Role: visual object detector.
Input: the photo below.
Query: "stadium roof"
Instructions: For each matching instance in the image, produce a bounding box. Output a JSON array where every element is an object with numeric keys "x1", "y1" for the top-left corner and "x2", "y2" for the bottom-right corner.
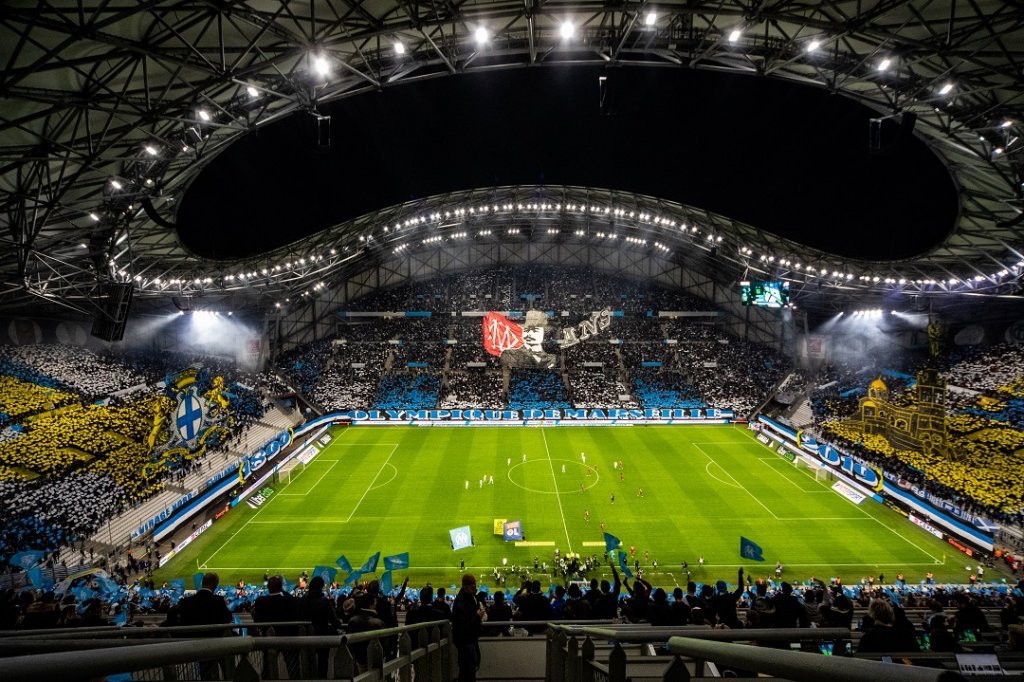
[{"x1": 1, "y1": 0, "x2": 1023, "y2": 321}]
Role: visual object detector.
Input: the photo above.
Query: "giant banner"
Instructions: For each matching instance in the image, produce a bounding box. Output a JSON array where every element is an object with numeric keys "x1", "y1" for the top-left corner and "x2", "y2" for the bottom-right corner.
[
  {"x1": 335, "y1": 407, "x2": 733, "y2": 425},
  {"x1": 757, "y1": 415, "x2": 994, "y2": 551}
]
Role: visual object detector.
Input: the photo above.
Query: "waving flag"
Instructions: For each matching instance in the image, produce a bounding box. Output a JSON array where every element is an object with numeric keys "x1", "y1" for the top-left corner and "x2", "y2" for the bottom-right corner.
[
  {"x1": 502, "y1": 521, "x2": 523, "y2": 542},
  {"x1": 336, "y1": 555, "x2": 352, "y2": 572},
  {"x1": 380, "y1": 571, "x2": 393, "y2": 594},
  {"x1": 193, "y1": 572, "x2": 205, "y2": 590},
  {"x1": 168, "y1": 578, "x2": 186, "y2": 593},
  {"x1": 617, "y1": 548, "x2": 634, "y2": 578},
  {"x1": 603, "y1": 532, "x2": 622, "y2": 552},
  {"x1": 344, "y1": 571, "x2": 364, "y2": 586},
  {"x1": 449, "y1": 526, "x2": 473, "y2": 551},
  {"x1": 9, "y1": 550, "x2": 46, "y2": 569},
  {"x1": 27, "y1": 566, "x2": 43, "y2": 587},
  {"x1": 740, "y1": 536, "x2": 765, "y2": 562},
  {"x1": 360, "y1": 552, "x2": 381, "y2": 574},
  {"x1": 482, "y1": 312, "x2": 523, "y2": 357},
  {"x1": 384, "y1": 552, "x2": 409, "y2": 570},
  {"x1": 312, "y1": 565, "x2": 338, "y2": 584}
]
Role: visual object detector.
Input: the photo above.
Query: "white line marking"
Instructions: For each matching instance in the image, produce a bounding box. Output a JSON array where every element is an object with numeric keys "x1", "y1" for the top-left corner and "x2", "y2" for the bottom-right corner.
[
  {"x1": 201, "y1": 455, "x2": 316, "y2": 565},
  {"x1": 704, "y1": 460, "x2": 742, "y2": 489},
  {"x1": 541, "y1": 428, "x2": 573, "y2": 553},
  {"x1": 346, "y1": 444, "x2": 400, "y2": 522},
  {"x1": 304, "y1": 460, "x2": 339, "y2": 495},
  {"x1": 693, "y1": 443, "x2": 779, "y2": 520},
  {"x1": 756, "y1": 458, "x2": 830, "y2": 493}
]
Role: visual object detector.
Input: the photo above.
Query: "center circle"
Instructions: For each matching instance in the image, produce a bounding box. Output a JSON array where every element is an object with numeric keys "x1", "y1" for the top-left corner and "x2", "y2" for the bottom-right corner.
[{"x1": 506, "y1": 459, "x2": 600, "y2": 494}]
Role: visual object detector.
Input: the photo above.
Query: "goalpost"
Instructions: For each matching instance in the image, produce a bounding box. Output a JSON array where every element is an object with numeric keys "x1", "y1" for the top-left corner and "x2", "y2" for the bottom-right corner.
[
  {"x1": 276, "y1": 457, "x2": 305, "y2": 486},
  {"x1": 795, "y1": 457, "x2": 832, "y2": 482}
]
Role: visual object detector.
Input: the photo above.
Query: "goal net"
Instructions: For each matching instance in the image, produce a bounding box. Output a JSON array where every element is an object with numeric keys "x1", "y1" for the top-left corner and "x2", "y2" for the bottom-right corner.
[
  {"x1": 276, "y1": 457, "x2": 305, "y2": 485},
  {"x1": 796, "y1": 457, "x2": 832, "y2": 482}
]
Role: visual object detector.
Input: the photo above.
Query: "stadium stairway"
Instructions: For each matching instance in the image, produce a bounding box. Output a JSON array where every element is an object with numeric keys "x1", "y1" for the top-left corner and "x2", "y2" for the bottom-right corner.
[{"x1": 788, "y1": 397, "x2": 815, "y2": 429}]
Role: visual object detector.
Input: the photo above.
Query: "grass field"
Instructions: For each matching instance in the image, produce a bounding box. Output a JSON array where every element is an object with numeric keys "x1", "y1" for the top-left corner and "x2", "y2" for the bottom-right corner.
[{"x1": 154, "y1": 424, "x2": 967, "y2": 587}]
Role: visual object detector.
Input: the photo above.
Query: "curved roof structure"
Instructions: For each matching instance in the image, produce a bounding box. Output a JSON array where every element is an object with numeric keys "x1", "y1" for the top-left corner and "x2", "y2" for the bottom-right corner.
[{"x1": 1, "y1": 0, "x2": 1022, "y2": 320}]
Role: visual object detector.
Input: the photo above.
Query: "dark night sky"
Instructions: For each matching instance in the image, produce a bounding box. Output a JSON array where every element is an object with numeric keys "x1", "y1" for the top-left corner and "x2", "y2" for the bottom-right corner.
[{"x1": 177, "y1": 66, "x2": 958, "y2": 261}]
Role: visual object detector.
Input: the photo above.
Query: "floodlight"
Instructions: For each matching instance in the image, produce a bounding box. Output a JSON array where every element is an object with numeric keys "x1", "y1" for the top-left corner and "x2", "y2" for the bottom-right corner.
[
  {"x1": 313, "y1": 55, "x2": 330, "y2": 76},
  {"x1": 938, "y1": 82, "x2": 953, "y2": 95},
  {"x1": 560, "y1": 21, "x2": 575, "y2": 39},
  {"x1": 728, "y1": 28, "x2": 741, "y2": 42},
  {"x1": 475, "y1": 27, "x2": 489, "y2": 44},
  {"x1": 394, "y1": 40, "x2": 405, "y2": 55},
  {"x1": 807, "y1": 39, "x2": 821, "y2": 52},
  {"x1": 197, "y1": 109, "x2": 211, "y2": 121},
  {"x1": 877, "y1": 58, "x2": 891, "y2": 72},
  {"x1": 644, "y1": 11, "x2": 657, "y2": 26},
  {"x1": 246, "y1": 85, "x2": 259, "y2": 97},
  {"x1": 89, "y1": 212, "x2": 100, "y2": 221},
  {"x1": 144, "y1": 145, "x2": 158, "y2": 156},
  {"x1": 110, "y1": 179, "x2": 122, "y2": 190}
]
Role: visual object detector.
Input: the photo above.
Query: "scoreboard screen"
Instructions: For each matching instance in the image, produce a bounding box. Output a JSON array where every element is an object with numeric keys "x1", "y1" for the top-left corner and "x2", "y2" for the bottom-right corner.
[{"x1": 740, "y1": 280, "x2": 790, "y2": 308}]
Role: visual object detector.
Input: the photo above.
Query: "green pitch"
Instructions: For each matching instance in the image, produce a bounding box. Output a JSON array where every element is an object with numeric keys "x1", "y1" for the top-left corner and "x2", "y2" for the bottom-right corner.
[{"x1": 154, "y1": 424, "x2": 966, "y2": 587}]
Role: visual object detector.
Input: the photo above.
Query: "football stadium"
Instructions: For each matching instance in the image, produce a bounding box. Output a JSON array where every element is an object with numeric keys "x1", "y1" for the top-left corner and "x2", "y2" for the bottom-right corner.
[{"x1": 1, "y1": 1, "x2": 1023, "y2": 680}]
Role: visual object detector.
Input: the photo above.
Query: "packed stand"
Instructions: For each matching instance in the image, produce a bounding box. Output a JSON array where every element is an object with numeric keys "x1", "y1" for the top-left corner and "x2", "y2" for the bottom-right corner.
[
  {"x1": 373, "y1": 374, "x2": 442, "y2": 411},
  {"x1": 439, "y1": 371, "x2": 504, "y2": 409},
  {"x1": 568, "y1": 370, "x2": 638, "y2": 409},
  {"x1": 507, "y1": 370, "x2": 571, "y2": 410}
]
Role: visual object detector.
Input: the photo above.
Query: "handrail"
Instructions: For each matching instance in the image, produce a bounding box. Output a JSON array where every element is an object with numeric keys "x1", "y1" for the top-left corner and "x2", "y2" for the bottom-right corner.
[
  {"x1": 665, "y1": 637, "x2": 968, "y2": 682},
  {"x1": 575, "y1": 625, "x2": 853, "y2": 643},
  {"x1": 0, "y1": 639, "x2": 256, "y2": 682},
  {"x1": 0, "y1": 621, "x2": 312, "y2": 640},
  {"x1": 0, "y1": 620, "x2": 455, "y2": 682}
]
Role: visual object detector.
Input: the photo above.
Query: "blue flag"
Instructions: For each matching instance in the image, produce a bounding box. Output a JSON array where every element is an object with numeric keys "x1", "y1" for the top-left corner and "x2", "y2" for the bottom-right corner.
[
  {"x1": 740, "y1": 536, "x2": 765, "y2": 562},
  {"x1": 384, "y1": 552, "x2": 409, "y2": 570},
  {"x1": 344, "y1": 570, "x2": 364, "y2": 586},
  {"x1": 380, "y1": 571, "x2": 393, "y2": 594},
  {"x1": 27, "y1": 566, "x2": 43, "y2": 587},
  {"x1": 336, "y1": 555, "x2": 352, "y2": 572},
  {"x1": 9, "y1": 550, "x2": 46, "y2": 569},
  {"x1": 312, "y1": 565, "x2": 338, "y2": 584},
  {"x1": 617, "y1": 548, "x2": 634, "y2": 578},
  {"x1": 168, "y1": 578, "x2": 186, "y2": 592},
  {"x1": 193, "y1": 572, "x2": 205, "y2": 590},
  {"x1": 449, "y1": 526, "x2": 473, "y2": 551},
  {"x1": 603, "y1": 532, "x2": 621, "y2": 552},
  {"x1": 360, "y1": 552, "x2": 381, "y2": 573},
  {"x1": 113, "y1": 610, "x2": 128, "y2": 626}
]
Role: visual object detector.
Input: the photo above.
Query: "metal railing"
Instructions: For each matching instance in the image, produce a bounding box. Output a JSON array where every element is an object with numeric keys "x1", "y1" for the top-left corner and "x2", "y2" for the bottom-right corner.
[
  {"x1": 665, "y1": 637, "x2": 968, "y2": 682},
  {"x1": 0, "y1": 619, "x2": 454, "y2": 682},
  {"x1": 548, "y1": 622, "x2": 925, "y2": 679}
]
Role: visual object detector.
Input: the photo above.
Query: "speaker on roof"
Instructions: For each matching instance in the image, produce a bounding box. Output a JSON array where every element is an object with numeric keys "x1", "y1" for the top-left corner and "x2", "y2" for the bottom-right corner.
[{"x1": 91, "y1": 283, "x2": 134, "y2": 342}]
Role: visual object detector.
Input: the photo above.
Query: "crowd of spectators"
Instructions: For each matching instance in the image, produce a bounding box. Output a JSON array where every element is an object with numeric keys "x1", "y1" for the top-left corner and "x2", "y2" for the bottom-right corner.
[
  {"x1": 0, "y1": 343, "x2": 288, "y2": 564},
  {"x1": 374, "y1": 374, "x2": 442, "y2": 411},
  {"x1": 568, "y1": 370, "x2": 637, "y2": 409},
  {"x1": 2, "y1": 562, "x2": 1019, "y2": 665},
  {"x1": 440, "y1": 371, "x2": 505, "y2": 409},
  {"x1": 806, "y1": 344, "x2": 1024, "y2": 523},
  {"x1": 0, "y1": 344, "x2": 148, "y2": 401},
  {"x1": 508, "y1": 370, "x2": 571, "y2": 410},
  {"x1": 275, "y1": 268, "x2": 792, "y2": 416}
]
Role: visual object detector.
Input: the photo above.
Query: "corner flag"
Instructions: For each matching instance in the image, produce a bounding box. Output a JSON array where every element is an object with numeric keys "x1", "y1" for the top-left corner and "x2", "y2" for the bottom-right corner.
[{"x1": 740, "y1": 536, "x2": 765, "y2": 562}]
